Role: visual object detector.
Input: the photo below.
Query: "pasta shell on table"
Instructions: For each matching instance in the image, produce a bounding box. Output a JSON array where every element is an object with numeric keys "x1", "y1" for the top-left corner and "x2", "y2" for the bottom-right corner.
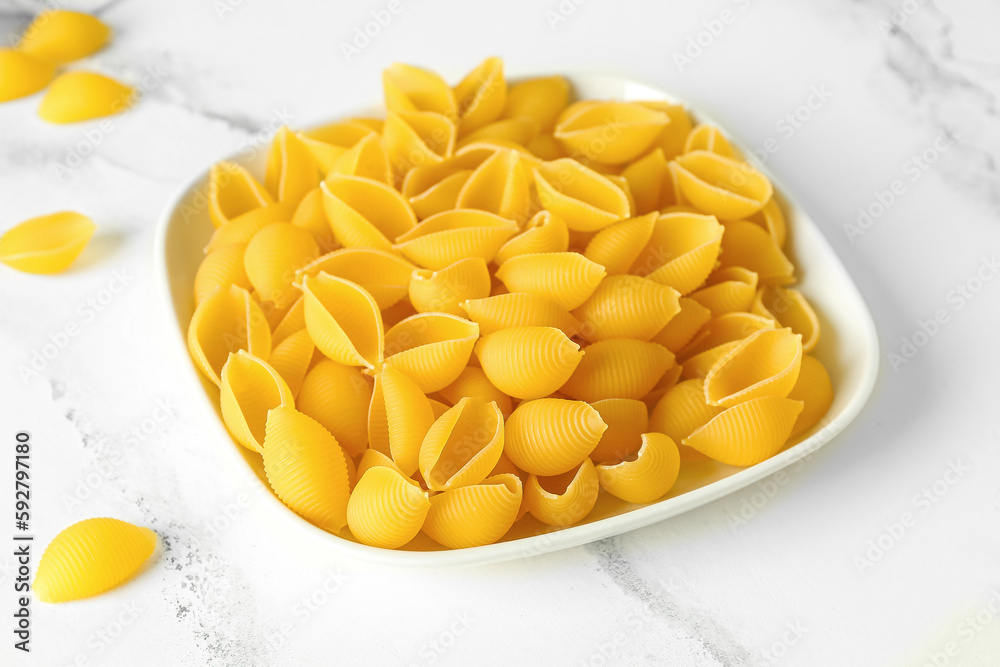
[
  {"x1": 38, "y1": 71, "x2": 134, "y2": 124},
  {"x1": 752, "y1": 286, "x2": 821, "y2": 353},
  {"x1": 595, "y1": 432, "x2": 681, "y2": 504},
  {"x1": 0, "y1": 211, "x2": 95, "y2": 274},
  {"x1": 622, "y1": 149, "x2": 669, "y2": 215},
  {"x1": 503, "y1": 75, "x2": 570, "y2": 133},
  {"x1": 674, "y1": 151, "x2": 772, "y2": 220},
  {"x1": 524, "y1": 458, "x2": 600, "y2": 527},
  {"x1": 573, "y1": 275, "x2": 681, "y2": 342},
  {"x1": 408, "y1": 257, "x2": 491, "y2": 315},
  {"x1": 418, "y1": 397, "x2": 504, "y2": 491},
  {"x1": 504, "y1": 398, "x2": 606, "y2": 476},
  {"x1": 368, "y1": 368, "x2": 435, "y2": 475},
  {"x1": 207, "y1": 161, "x2": 274, "y2": 229},
  {"x1": 456, "y1": 149, "x2": 531, "y2": 223},
  {"x1": 682, "y1": 396, "x2": 803, "y2": 467},
  {"x1": 582, "y1": 213, "x2": 656, "y2": 276},
  {"x1": 475, "y1": 327, "x2": 583, "y2": 400},
  {"x1": 649, "y1": 378, "x2": 723, "y2": 462},
  {"x1": 561, "y1": 339, "x2": 675, "y2": 402},
  {"x1": 786, "y1": 354, "x2": 834, "y2": 439},
  {"x1": 679, "y1": 312, "x2": 775, "y2": 379},
  {"x1": 320, "y1": 174, "x2": 417, "y2": 251},
  {"x1": 291, "y1": 187, "x2": 339, "y2": 254},
  {"x1": 194, "y1": 243, "x2": 250, "y2": 304},
  {"x1": 554, "y1": 102, "x2": 669, "y2": 164},
  {"x1": 394, "y1": 209, "x2": 517, "y2": 270},
  {"x1": 0, "y1": 49, "x2": 54, "y2": 102},
  {"x1": 494, "y1": 210, "x2": 570, "y2": 265},
  {"x1": 454, "y1": 56, "x2": 507, "y2": 137},
  {"x1": 204, "y1": 201, "x2": 295, "y2": 252},
  {"x1": 460, "y1": 292, "x2": 582, "y2": 337},
  {"x1": 423, "y1": 474, "x2": 522, "y2": 549},
  {"x1": 296, "y1": 247, "x2": 415, "y2": 311},
  {"x1": 683, "y1": 124, "x2": 737, "y2": 158},
  {"x1": 533, "y1": 159, "x2": 631, "y2": 232},
  {"x1": 262, "y1": 406, "x2": 352, "y2": 533},
  {"x1": 650, "y1": 297, "x2": 712, "y2": 353},
  {"x1": 527, "y1": 133, "x2": 566, "y2": 161},
  {"x1": 297, "y1": 121, "x2": 376, "y2": 175},
  {"x1": 748, "y1": 197, "x2": 787, "y2": 247},
  {"x1": 33, "y1": 518, "x2": 156, "y2": 604},
  {"x1": 719, "y1": 220, "x2": 795, "y2": 286},
  {"x1": 188, "y1": 285, "x2": 271, "y2": 386},
  {"x1": 494, "y1": 251, "x2": 606, "y2": 310},
  {"x1": 689, "y1": 267, "x2": 759, "y2": 317},
  {"x1": 243, "y1": 222, "x2": 319, "y2": 309},
  {"x1": 297, "y1": 360, "x2": 372, "y2": 458},
  {"x1": 438, "y1": 366, "x2": 513, "y2": 419},
  {"x1": 266, "y1": 328, "x2": 315, "y2": 398},
  {"x1": 636, "y1": 101, "x2": 693, "y2": 159},
  {"x1": 382, "y1": 62, "x2": 457, "y2": 117},
  {"x1": 383, "y1": 110, "x2": 457, "y2": 181},
  {"x1": 383, "y1": 313, "x2": 480, "y2": 393},
  {"x1": 266, "y1": 126, "x2": 320, "y2": 205},
  {"x1": 588, "y1": 398, "x2": 648, "y2": 464},
  {"x1": 458, "y1": 117, "x2": 539, "y2": 149},
  {"x1": 271, "y1": 295, "x2": 305, "y2": 346},
  {"x1": 18, "y1": 11, "x2": 111, "y2": 65},
  {"x1": 300, "y1": 272, "x2": 383, "y2": 370},
  {"x1": 347, "y1": 466, "x2": 431, "y2": 549},
  {"x1": 219, "y1": 350, "x2": 294, "y2": 453},
  {"x1": 327, "y1": 133, "x2": 392, "y2": 185},
  {"x1": 629, "y1": 212, "x2": 723, "y2": 295}
]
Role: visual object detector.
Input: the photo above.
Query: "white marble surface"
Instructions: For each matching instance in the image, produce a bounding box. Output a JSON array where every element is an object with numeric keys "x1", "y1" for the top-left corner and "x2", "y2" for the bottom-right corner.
[{"x1": 1, "y1": 0, "x2": 999, "y2": 665}]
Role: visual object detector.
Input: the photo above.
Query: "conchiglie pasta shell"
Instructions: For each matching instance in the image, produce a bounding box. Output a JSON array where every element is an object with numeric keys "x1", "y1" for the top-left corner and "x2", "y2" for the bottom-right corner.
[
  {"x1": 650, "y1": 297, "x2": 712, "y2": 353},
  {"x1": 328, "y1": 132, "x2": 391, "y2": 185},
  {"x1": 630, "y1": 212, "x2": 723, "y2": 295},
  {"x1": 456, "y1": 149, "x2": 531, "y2": 222},
  {"x1": 438, "y1": 366, "x2": 513, "y2": 419},
  {"x1": 0, "y1": 49, "x2": 54, "y2": 103},
  {"x1": 460, "y1": 292, "x2": 582, "y2": 337},
  {"x1": 204, "y1": 201, "x2": 295, "y2": 253},
  {"x1": 367, "y1": 368, "x2": 436, "y2": 475},
  {"x1": 383, "y1": 110, "x2": 457, "y2": 180},
  {"x1": 679, "y1": 312, "x2": 776, "y2": 360},
  {"x1": 527, "y1": 133, "x2": 566, "y2": 160},
  {"x1": 187, "y1": 285, "x2": 271, "y2": 386},
  {"x1": 409, "y1": 170, "x2": 472, "y2": 219},
  {"x1": 320, "y1": 175, "x2": 416, "y2": 251},
  {"x1": 243, "y1": 222, "x2": 319, "y2": 309},
  {"x1": 684, "y1": 124, "x2": 737, "y2": 158},
  {"x1": 786, "y1": 355, "x2": 833, "y2": 439},
  {"x1": 0, "y1": 211, "x2": 95, "y2": 274},
  {"x1": 505, "y1": 399, "x2": 606, "y2": 476},
  {"x1": 297, "y1": 360, "x2": 372, "y2": 458},
  {"x1": 18, "y1": 11, "x2": 110, "y2": 65},
  {"x1": 562, "y1": 339, "x2": 675, "y2": 403},
  {"x1": 458, "y1": 117, "x2": 539, "y2": 150},
  {"x1": 524, "y1": 459, "x2": 599, "y2": 526},
  {"x1": 194, "y1": 244, "x2": 250, "y2": 304},
  {"x1": 382, "y1": 63, "x2": 456, "y2": 117},
  {"x1": 689, "y1": 267, "x2": 759, "y2": 317},
  {"x1": 419, "y1": 397, "x2": 504, "y2": 491},
  {"x1": 382, "y1": 299, "x2": 418, "y2": 329},
  {"x1": 408, "y1": 257, "x2": 491, "y2": 316},
  {"x1": 208, "y1": 161, "x2": 273, "y2": 229},
  {"x1": 621, "y1": 149, "x2": 669, "y2": 214},
  {"x1": 38, "y1": 71, "x2": 133, "y2": 124},
  {"x1": 356, "y1": 448, "x2": 407, "y2": 481},
  {"x1": 595, "y1": 433, "x2": 680, "y2": 504},
  {"x1": 263, "y1": 406, "x2": 351, "y2": 533},
  {"x1": 347, "y1": 466, "x2": 430, "y2": 549},
  {"x1": 583, "y1": 213, "x2": 656, "y2": 276},
  {"x1": 297, "y1": 121, "x2": 375, "y2": 175},
  {"x1": 649, "y1": 378, "x2": 723, "y2": 461},
  {"x1": 573, "y1": 275, "x2": 680, "y2": 342},
  {"x1": 220, "y1": 350, "x2": 294, "y2": 453},
  {"x1": 503, "y1": 75, "x2": 569, "y2": 132},
  {"x1": 475, "y1": 327, "x2": 583, "y2": 400},
  {"x1": 423, "y1": 474, "x2": 522, "y2": 548},
  {"x1": 607, "y1": 175, "x2": 637, "y2": 217},
  {"x1": 682, "y1": 396, "x2": 803, "y2": 466},
  {"x1": 454, "y1": 57, "x2": 507, "y2": 136},
  {"x1": 636, "y1": 101, "x2": 693, "y2": 159},
  {"x1": 301, "y1": 273, "x2": 383, "y2": 369},
  {"x1": 533, "y1": 159, "x2": 631, "y2": 232},
  {"x1": 33, "y1": 518, "x2": 156, "y2": 603},
  {"x1": 266, "y1": 328, "x2": 315, "y2": 398},
  {"x1": 494, "y1": 210, "x2": 569, "y2": 265},
  {"x1": 394, "y1": 209, "x2": 517, "y2": 270},
  {"x1": 383, "y1": 313, "x2": 479, "y2": 393},
  {"x1": 266, "y1": 126, "x2": 320, "y2": 204},
  {"x1": 719, "y1": 220, "x2": 794, "y2": 286},
  {"x1": 401, "y1": 151, "x2": 488, "y2": 200},
  {"x1": 554, "y1": 102, "x2": 669, "y2": 164},
  {"x1": 494, "y1": 251, "x2": 606, "y2": 310},
  {"x1": 589, "y1": 398, "x2": 648, "y2": 463},
  {"x1": 681, "y1": 341, "x2": 742, "y2": 380},
  {"x1": 704, "y1": 327, "x2": 802, "y2": 407},
  {"x1": 271, "y1": 296, "x2": 305, "y2": 346},
  {"x1": 748, "y1": 197, "x2": 787, "y2": 247},
  {"x1": 296, "y1": 247, "x2": 415, "y2": 311},
  {"x1": 752, "y1": 286, "x2": 821, "y2": 353},
  {"x1": 674, "y1": 151, "x2": 772, "y2": 219}
]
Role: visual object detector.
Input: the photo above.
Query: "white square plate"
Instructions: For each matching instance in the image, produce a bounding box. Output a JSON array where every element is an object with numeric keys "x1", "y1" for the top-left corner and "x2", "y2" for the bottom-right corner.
[{"x1": 155, "y1": 73, "x2": 879, "y2": 567}]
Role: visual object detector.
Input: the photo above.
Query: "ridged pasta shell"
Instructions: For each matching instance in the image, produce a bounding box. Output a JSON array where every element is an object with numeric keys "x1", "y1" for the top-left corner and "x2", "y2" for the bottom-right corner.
[
  {"x1": 475, "y1": 327, "x2": 583, "y2": 400},
  {"x1": 689, "y1": 267, "x2": 759, "y2": 317},
  {"x1": 297, "y1": 247, "x2": 415, "y2": 311},
  {"x1": 204, "y1": 201, "x2": 295, "y2": 252},
  {"x1": 266, "y1": 126, "x2": 320, "y2": 204},
  {"x1": 383, "y1": 110, "x2": 457, "y2": 180},
  {"x1": 494, "y1": 210, "x2": 570, "y2": 265},
  {"x1": 573, "y1": 275, "x2": 681, "y2": 342},
  {"x1": 188, "y1": 285, "x2": 271, "y2": 386},
  {"x1": 583, "y1": 213, "x2": 656, "y2": 275},
  {"x1": 395, "y1": 209, "x2": 517, "y2": 270},
  {"x1": 494, "y1": 251, "x2": 606, "y2": 310},
  {"x1": 787, "y1": 355, "x2": 834, "y2": 439},
  {"x1": 38, "y1": 71, "x2": 133, "y2": 124},
  {"x1": 423, "y1": 474, "x2": 522, "y2": 548},
  {"x1": 651, "y1": 297, "x2": 712, "y2": 353},
  {"x1": 562, "y1": 339, "x2": 675, "y2": 403},
  {"x1": 419, "y1": 397, "x2": 504, "y2": 491},
  {"x1": 383, "y1": 62, "x2": 457, "y2": 117},
  {"x1": 524, "y1": 458, "x2": 599, "y2": 526},
  {"x1": 18, "y1": 10, "x2": 111, "y2": 65},
  {"x1": 194, "y1": 244, "x2": 250, "y2": 304},
  {"x1": 301, "y1": 273, "x2": 383, "y2": 369},
  {"x1": 297, "y1": 359, "x2": 372, "y2": 458},
  {"x1": 554, "y1": 102, "x2": 669, "y2": 164},
  {"x1": 409, "y1": 169, "x2": 472, "y2": 219},
  {"x1": 748, "y1": 197, "x2": 787, "y2": 247},
  {"x1": 630, "y1": 212, "x2": 724, "y2": 295},
  {"x1": 0, "y1": 211, "x2": 95, "y2": 274},
  {"x1": 589, "y1": 398, "x2": 648, "y2": 463},
  {"x1": 643, "y1": 363, "x2": 685, "y2": 410},
  {"x1": 263, "y1": 406, "x2": 351, "y2": 533},
  {"x1": 719, "y1": 220, "x2": 795, "y2": 286},
  {"x1": 595, "y1": 433, "x2": 681, "y2": 504},
  {"x1": 321, "y1": 175, "x2": 416, "y2": 251},
  {"x1": 684, "y1": 124, "x2": 737, "y2": 158},
  {"x1": 347, "y1": 465, "x2": 430, "y2": 549},
  {"x1": 674, "y1": 151, "x2": 772, "y2": 219},
  {"x1": 368, "y1": 367, "x2": 436, "y2": 475},
  {"x1": 0, "y1": 49, "x2": 54, "y2": 103},
  {"x1": 454, "y1": 57, "x2": 507, "y2": 136},
  {"x1": 460, "y1": 292, "x2": 582, "y2": 337},
  {"x1": 503, "y1": 76, "x2": 569, "y2": 132},
  {"x1": 266, "y1": 328, "x2": 315, "y2": 398},
  {"x1": 207, "y1": 161, "x2": 273, "y2": 228},
  {"x1": 682, "y1": 396, "x2": 803, "y2": 466},
  {"x1": 408, "y1": 257, "x2": 491, "y2": 316},
  {"x1": 752, "y1": 286, "x2": 821, "y2": 353},
  {"x1": 383, "y1": 313, "x2": 480, "y2": 393},
  {"x1": 220, "y1": 350, "x2": 294, "y2": 453},
  {"x1": 243, "y1": 222, "x2": 319, "y2": 309},
  {"x1": 505, "y1": 398, "x2": 606, "y2": 476},
  {"x1": 704, "y1": 328, "x2": 802, "y2": 407},
  {"x1": 649, "y1": 378, "x2": 723, "y2": 462},
  {"x1": 328, "y1": 132, "x2": 391, "y2": 185},
  {"x1": 298, "y1": 121, "x2": 375, "y2": 174},
  {"x1": 456, "y1": 149, "x2": 531, "y2": 222},
  {"x1": 439, "y1": 366, "x2": 513, "y2": 418},
  {"x1": 271, "y1": 295, "x2": 305, "y2": 346},
  {"x1": 533, "y1": 159, "x2": 631, "y2": 232},
  {"x1": 33, "y1": 518, "x2": 156, "y2": 603},
  {"x1": 638, "y1": 101, "x2": 693, "y2": 159}
]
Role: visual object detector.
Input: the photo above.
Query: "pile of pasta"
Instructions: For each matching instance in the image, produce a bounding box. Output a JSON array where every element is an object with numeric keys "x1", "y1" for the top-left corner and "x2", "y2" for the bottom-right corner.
[{"x1": 187, "y1": 58, "x2": 834, "y2": 550}]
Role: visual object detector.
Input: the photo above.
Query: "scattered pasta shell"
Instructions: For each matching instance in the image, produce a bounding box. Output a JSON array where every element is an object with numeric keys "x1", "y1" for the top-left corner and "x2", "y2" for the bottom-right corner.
[
  {"x1": 321, "y1": 175, "x2": 416, "y2": 251},
  {"x1": 383, "y1": 110, "x2": 457, "y2": 179},
  {"x1": 220, "y1": 351, "x2": 294, "y2": 453},
  {"x1": 194, "y1": 243, "x2": 250, "y2": 304},
  {"x1": 651, "y1": 297, "x2": 712, "y2": 353},
  {"x1": 704, "y1": 328, "x2": 803, "y2": 407},
  {"x1": 33, "y1": 518, "x2": 156, "y2": 603},
  {"x1": 243, "y1": 222, "x2": 319, "y2": 309},
  {"x1": 328, "y1": 132, "x2": 391, "y2": 185},
  {"x1": 752, "y1": 286, "x2": 821, "y2": 353},
  {"x1": 187, "y1": 285, "x2": 271, "y2": 386},
  {"x1": 524, "y1": 458, "x2": 599, "y2": 526},
  {"x1": 674, "y1": 151, "x2": 772, "y2": 219},
  {"x1": 408, "y1": 257, "x2": 491, "y2": 315},
  {"x1": 562, "y1": 339, "x2": 675, "y2": 403},
  {"x1": 38, "y1": 71, "x2": 133, "y2": 124},
  {"x1": 589, "y1": 398, "x2": 648, "y2": 463},
  {"x1": 554, "y1": 102, "x2": 669, "y2": 164},
  {"x1": 347, "y1": 466, "x2": 430, "y2": 549},
  {"x1": 460, "y1": 292, "x2": 582, "y2": 337},
  {"x1": 266, "y1": 126, "x2": 320, "y2": 204},
  {"x1": 504, "y1": 398, "x2": 606, "y2": 476},
  {"x1": 438, "y1": 366, "x2": 513, "y2": 418},
  {"x1": 533, "y1": 159, "x2": 631, "y2": 232},
  {"x1": 689, "y1": 267, "x2": 759, "y2": 317},
  {"x1": 208, "y1": 161, "x2": 273, "y2": 229},
  {"x1": 395, "y1": 209, "x2": 517, "y2": 270},
  {"x1": 18, "y1": 11, "x2": 110, "y2": 64},
  {"x1": 494, "y1": 210, "x2": 570, "y2": 265},
  {"x1": 382, "y1": 62, "x2": 456, "y2": 117},
  {"x1": 267, "y1": 328, "x2": 315, "y2": 397},
  {"x1": 595, "y1": 433, "x2": 680, "y2": 504},
  {"x1": 0, "y1": 211, "x2": 95, "y2": 274},
  {"x1": 0, "y1": 49, "x2": 55, "y2": 102},
  {"x1": 454, "y1": 56, "x2": 507, "y2": 136},
  {"x1": 263, "y1": 406, "x2": 351, "y2": 533},
  {"x1": 630, "y1": 212, "x2": 723, "y2": 295},
  {"x1": 719, "y1": 220, "x2": 794, "y2": 286},
  {"x1": 423, "y1": 474, "x2": 522, "y2": 548},
  {"x1": 682, "y1": 396, "x2": 803, "y2": 466},
  {"x1": 684, "y1": 124, "x2": 736, "y2": 158},
  {"x1": 583, "y1": 213, "x2": 656, "y2": 275},
  {"x1": 419, "y1": 397, "x2": 504, "y2": 491},
  {"x1": 297, "y1": 360, "x2": 372, "y2": 458},
  {"x1": 300, "y1": 272, "x2": 383, "y2": 369},
  {"x1": 297, "y1": 247, "x2": 415, "y2": 311},
  {"x1": 787, "y1": 355, "x2": 833, "y2": 439},
  {"x1": 503, "y1": 75, "x2": 569, "y2": 132},
  {"x1": 456, "y1": 149, "x2": 531, "y2": 222},
  {"x1": 368, "y1": 367, "x2": 436, "y2": 475},
  {"x1": 475, "y1": 327, "x2": 583, "y2": 400},
  {"x1": 494, "y1": 251, "x2": 606, "y2": 310},
  {"x1": 649, "y1": 378, "x2": 724, "y2": 461},
  {"x1": 383, "y1": 313, "x2": 479, "y2": 393},
  {"x1": 573, "y1": 275, "x2": 680, "y2": 342}
]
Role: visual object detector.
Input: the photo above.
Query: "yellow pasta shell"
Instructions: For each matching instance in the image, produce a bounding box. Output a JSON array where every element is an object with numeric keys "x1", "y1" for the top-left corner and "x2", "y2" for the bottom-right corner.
[
  {"x1": 583, "y1": 213, "x2": 656, "y2": 276},
  {"x1": 651, "y1": 297, "x2": 712, "y2": 353},
  {"x1": 347, "y1": 465, "x2": 431, "y2": 549},
  {"x1": 679, "y1": 312, "x2": 776, "y2": 360},
  {"x1": 220, "y1": 350, "x2": 294, "y2": 453},
  {"x1": 505, "y1": 398, "x2": 606, "y2": 476},
  {"x1": 356, "y1": 448, "x2": 407, "y2": 481},
  {"x1": 301, "y1": 272, "x2": 384, "y2": 369},
  {"x1": 38, "y1": 70, "x2": 132, "y2": 123},
  {"x1": 589, "y1": 398, "x2": 648, "y2": 463},
  {"x1": 573, "y1": 275, "x2": 681, "y2": 342},
  {"x1": 554, "y1": 102, "x2": 669, "y2": 165},
  {"x1": 460, "y1": 292, "x2": 582, "y2": 337},
  {"x1": 0, "y1": 48, "x2": 54, "y2": 102},
  {"x1": 752, "y1": 286, "x2": 821, "y2": 353},
  {"x1": 33, "y1": 518, "x2": 155, "y2": 603},
  {"x1": 494, "y1": 210, "x2": 570, "y2": 265},
  {"x1": 503, "y1": 75, "x2": 569, "y2": 132},
  {"x1": 243, "y1": 222, "x2": 319, "y2": 309},
  {"x1": 408, "y1": 257, "x2": 491, "y2": 316},
  {"x1": 456, "y1": 148, "x2": 531, "y2": 222},
  {"x1": 187, "y1": 285, "x2": 271, "y2": 386},
  {"x1": 494, "y1": 251, "x2": 606, "y2": 310},
  {"x1": 409, "y1": 169, "x2": 472, "y2": 219},
  {"x1": 524, "y1": 458, "x2": 599, "y2": 526},
  {"x1": 383, "y1": 313, "x2": 479, "y2": 393},
  {"x1": 748, "y1": 197, "x2": 787, "y2": 247},
  {"x1": 266, "y1": 328, "x2": 315, "y2": 398},
  {"x1": 459, "y1": 117, "x2": 539, "y2": 150},
  {"x1": 204, "y1": 201, "x2": 295, "y2": 253},
  {"x1": 382, "y1": 62, "x2": 456, "y2": 117},
  {"x1": 787, "y1": 355, "x2": 834, "y2": 439},
  {"x1": 527, "y1": 133, "x2": 565, "y2": 160},
  {"x1": 328, "y1": 132, "x2": 391, "y2": 185},
  {"x1": 649, "y1": 378, "x2": 723, "y2": 461},
  {"x1": 454, "y1": 56, "x2": 507, "y2": 136},
  {"x1": 595, "y1": 433, "x2": 680, "y2": 504},
  {"x1": 674, "y1": 151, "x2": 772, "y2": 219},
  {"x1": 207, "y1": 161, "x2": 273, "y2": 229},
  {"x1": 320, "y1": 175, "x2": 416, "y2": 251},
  {"x1": 423, "y1": 474, "x2": 522, "y2": 549},
  {"x1": 533, "y1": 159, "x2": 631, "y2": 232},
  {"x1": 475, "y1": 327, "x2": 583, "y2": 400},
  {"x1": 271, "y1": 295, "x2": 305, "y2": 346},
  {"x1": 562, "y1": 339, "x2": 675, "y2": 403},
  {"x1": 703, "y1": 328, "x2": 803, "y2": 407},
  {"x1": 438, "y1": 366, "x2": 513, "y2": 419},
  {"x1": 298, "y1": 121, "x2": 375, "y2": 175},
  {"x1": 18, "y1": 10, "x2": 110, "y2": 64},
  {"x1": 684, "y1": 124, "x2": 737, "y2": 158},
  {"x1": 395, "y1": 209, "x2": 517, "y2": 270},
  {"x1": 297, "y1": 247, "x2": 415, "y2": 311},
  {"x1": 682, "y1": 396, "x2": 803, "y2": 466},
  {"x1": 265, "y1": 126, "x2": 320, "y2": 204},
  {"x1": 630, "y1": 212, "x2": 723, "y2": 295},
  {"x1": 689, "y1": 267, "x2": 759, "y2": 318},
  {"x1": 263, "y1": 406, "x2": 351, "y2": 533},
  {"x1": 194, "y1": 243, "x2": 250, "y2": 304},
  {"x1": 297, "y1": 359, "x2": 372, "y2": 458},
  {"x1": 368, "y1": 367, "x2": 436, "y2": 475},
  {"x1": 719, "y1": 220, "x2": 794, "y2": 286},
  {"x1": 383, "y1": 110, "x2": 457, "y2": 179},
  {"x1": 638, "y1": 101, "x2": 692, "y2": 159},
  {"x1": 0, "y1": 211, "x2": 95, "y2": 274},
  {"x1": 419, "y1": 397, "x2": 504, "y2": 491}
]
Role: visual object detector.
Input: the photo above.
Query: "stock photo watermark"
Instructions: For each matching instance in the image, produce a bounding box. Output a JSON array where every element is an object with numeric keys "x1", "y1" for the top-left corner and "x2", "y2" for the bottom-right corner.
[
  {"x1": 672, "y1": 0, "x2": 753, "y2": 72},
  {"x1": 265, "y1": 569, "x2": 350, "y2": 650},
  {"x1": 339, "y1": 0, "x2": 409, "y2": 62},
  {"x1": 920, "y1": 589, "x2": 1000, "y2": 667},
  {"x1": 407, "y1": 610, "x2": 474, "y2": 667}
]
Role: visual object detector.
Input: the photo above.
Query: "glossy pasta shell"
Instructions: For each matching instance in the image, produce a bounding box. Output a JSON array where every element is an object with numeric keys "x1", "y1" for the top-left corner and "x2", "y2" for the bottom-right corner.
[
  {"x1": 220, "y1": 350, "x2": 294, "y2": 453},
  {"x1": 504, "y1": 398, "x2": 606, "y2": 476},
  {"x1": 651, "y1": 297, "x2": 712, "y2": 353},
  {"x1": 719, "y1": 220, "x2": 794, "y2": 286},
  {"x1": 0, "y1": 211, "x2": 95, "y2": 274},
  {"x1": 682, "y1": 396, "x2": 803, "y2": 466},
  {"x1": 395, "y1": 209, "x2": 517, "y2": 270},
  {"x1": 265, "y1": 126, "x2": 320, "y2": 204},
  {"x1": 524, "y1": 458, "x2": 600, "y2": 526},
  {"x1": 419, "y1": 397, "x2": 504, "y2": 491},
  {"x1": 243, "y1": 222, "x2": 319, "y2": 309},
  {"x1": 460, "y1": 292, "x2": 582, "y2": 337},
  {"x1": 321, "y1": 175, "x2": 417, "y2": 251},
  {"x1": 674, "y1": 151, "x2": 773, "y2": 219},
  {"x1": 297, "y1": 360, "x2": 372, "y2": 458},
  {"x1": 630, "y1": 212, "x2": 724, "y2": 295},
  {"x1": 456, "y1": 149, "x2": 531, "y2": 223},
  {"x1": 368, "y1": 367, "x2": 436, "y2": 475},
  {"x1": 554, "y1": 102, "x2": 669, "y2": 164},
  {"x1": 187, "y1": 285, "x2": 271, "y2": 386},
  {"x1": 383, "y1": 313, "x2": 480, "y2": 393},
  {"x1": 495, "y1": 210, "x2": 570, "y2": 265},
  {"x1": 475, "y1": 327, "x2": 583, "y2": 400},
  {"x1": 423, "y1": 474, "x2": 522, "y2": 548},
  {"x1": 347, "y1": 466, "x2": 430, "y2": 549},
  {"x1": 38, "y1": 71, "x2": 133, "y2": 124},
  {"x1": 533, "y1": 159, "x2": 631, "y2": 232},
  {"x1": 595, "y1": 433, "x2": 681, "y2": 504},
  {"x1": 408, "y1": 257, "x2": 491, "y2": 316},
  {"x1": 752, "y1": 286, "x2": 821, "y2": 353},
  {"x1": 589, "y1": 398, "x2": 648, "y2": 463},
  {"x1": 194, "y1": 243, "x2": 251, "y2": 304},
  {"x1": 572, "y1": 275, "x2": 680, "y2": 342},
  {"x1": 494, "y1": 251, "x2": 606, "y2": 310},
  {"x1": 562, "y1": 339, "x2": 675, "y2": 403},
  {"x1": 439, "y1": 366, "x2": 513, "y2": 419},
  {"x1": 704, "y1": 328, "x2": 803, "y2": 407},
  {"x1": 649, "y1": 378, "x2": 723, "y2": 461},
  {"x1": 297, "y1": 247, "x2": 415, "y2": 311},
  {"x1": 583, "y1": 213, "x2": 656, "y2": 275},
  {"x1": 301, "y1": 272, "x2": 384, "y2": 369},
  {"x1": 786, "y1": 355, "x2": 834, "y2": 439}
]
